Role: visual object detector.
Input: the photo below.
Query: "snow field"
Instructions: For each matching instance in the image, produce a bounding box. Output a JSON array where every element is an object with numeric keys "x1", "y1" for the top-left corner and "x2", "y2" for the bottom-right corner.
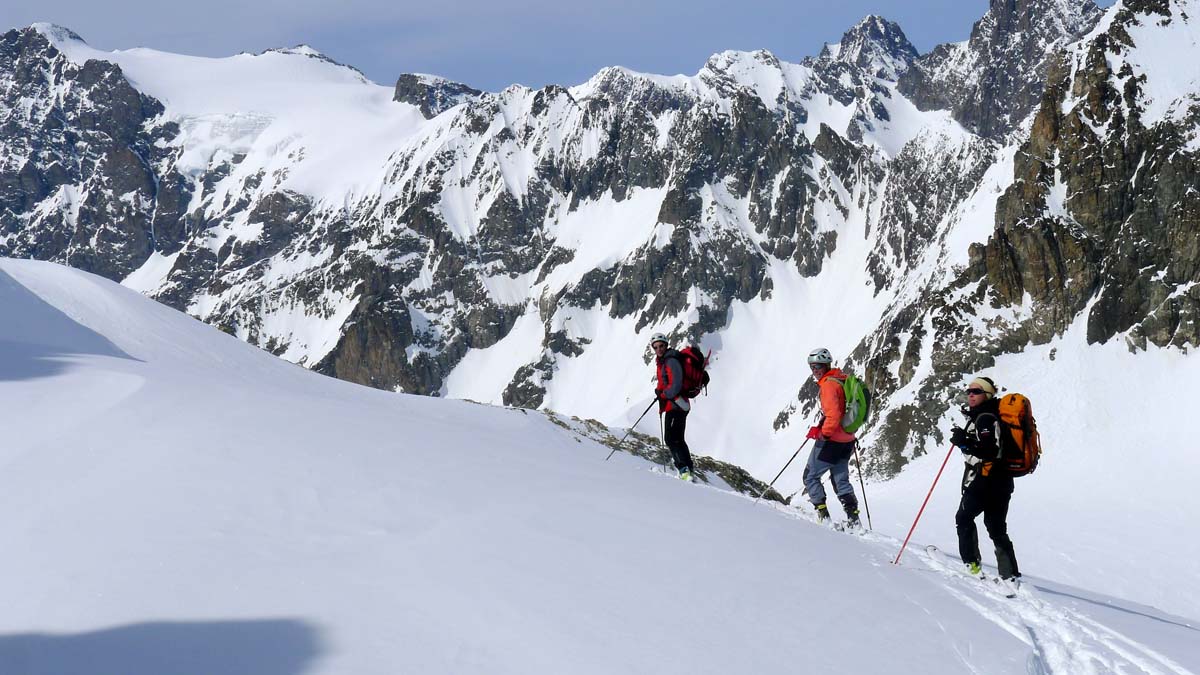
[
  {"x1": 5, "y1": 259, "x2": 1199, "y2": 674},
  {"x1": 0, "y1": 260, "x2": 1019, "y2": 673}
]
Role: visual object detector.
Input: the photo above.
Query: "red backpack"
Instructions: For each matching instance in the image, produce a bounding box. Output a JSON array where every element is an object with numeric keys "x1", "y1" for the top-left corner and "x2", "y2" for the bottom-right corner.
[{"x1": 677, "y1": 346, "x2": 711, "y2": 398}]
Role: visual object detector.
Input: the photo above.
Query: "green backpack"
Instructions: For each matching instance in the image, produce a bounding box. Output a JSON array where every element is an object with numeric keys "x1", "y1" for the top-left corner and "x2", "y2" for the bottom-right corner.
[{"x1": 829, "y1": 373, "x2": 871, "y2": 434}]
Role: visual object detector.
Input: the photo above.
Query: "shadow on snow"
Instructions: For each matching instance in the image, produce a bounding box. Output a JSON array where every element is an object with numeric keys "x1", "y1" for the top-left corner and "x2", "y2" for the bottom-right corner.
[
  {"x1": 0, "y1": 618, "x2": 323, "y2": 675},
  {"x1": 0, "y1": 267, "x2": 138, "y2": 382}
]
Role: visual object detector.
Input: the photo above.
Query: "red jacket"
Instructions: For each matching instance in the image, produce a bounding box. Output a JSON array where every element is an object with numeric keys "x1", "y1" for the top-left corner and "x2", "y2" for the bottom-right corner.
[
  {"x1": 818, "y1": 369, "x2": 856, "y2": 442},
  {"x1": 656, "y1": 350, "x2": 688, "y2": 413}
]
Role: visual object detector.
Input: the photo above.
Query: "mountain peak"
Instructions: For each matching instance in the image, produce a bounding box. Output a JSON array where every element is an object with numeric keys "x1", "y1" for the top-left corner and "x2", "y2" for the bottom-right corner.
[
  {"x1": 973, "y1": 0, "x2": 1103, "y2": 51},
  {"x1": 703, "y1": 48, "x2": 783, "y2": 73},
  {"x1": 255, "y1": 45, "x2": 370, "y2": 83},
  {"x1": 898, "y1": 0, "x2": 1102, "y2": 138},
  {"x1": 23, "y1": 23, "x2": 88, "y2": 60},
  {"x1": 28, "y1": 22, "x2": 86, "y2": 46},
  {"x1": 263, "y1": 44, "x2": 323, "y2": 58},
  {"x1": 826, "y1": 15, "x2": 917, "y2": 80}
]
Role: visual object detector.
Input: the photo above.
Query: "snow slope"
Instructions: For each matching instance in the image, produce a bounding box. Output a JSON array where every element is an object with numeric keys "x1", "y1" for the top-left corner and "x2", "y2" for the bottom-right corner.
[
  {"x1": 2, "y1": 258, "x2": 1198, "y2": 674},
  {"x1": 33, "y1": 23, "x2": 430, "y2": 201}
]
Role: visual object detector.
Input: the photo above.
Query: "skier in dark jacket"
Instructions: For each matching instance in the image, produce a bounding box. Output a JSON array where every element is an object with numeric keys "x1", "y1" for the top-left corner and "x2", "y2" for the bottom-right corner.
[
  {"x1": 950, "y1": 376, "x2": 1020, "y2": 581},
  {"x1": 650, "y1": 332, "x2": 695, "y2": 481}
]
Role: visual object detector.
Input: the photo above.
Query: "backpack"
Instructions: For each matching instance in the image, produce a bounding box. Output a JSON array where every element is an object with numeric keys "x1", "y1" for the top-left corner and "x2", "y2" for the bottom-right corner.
[
  {"x1": 828, "y1": 373, "x2": 871, "y2": 433},
  {"x1": 997, "y1": 393, "x2": 1041, "y2": 477},
  {"x1": 677, "y1": 345, "x2": 711, "y2": 398}
]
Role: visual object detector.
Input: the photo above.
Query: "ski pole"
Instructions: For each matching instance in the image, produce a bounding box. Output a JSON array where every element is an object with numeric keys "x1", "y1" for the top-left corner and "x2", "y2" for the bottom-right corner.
[
  {"x1": 605, "y1": 399, "x2": 658, "y2": 461},
  {"x1": 892, "y1": 443, "x2": 956, "y2": 565},
  {"x1": 754, "y1": 438, "x2": 812, "y2": 503},
  {"x1": 853, "y1": 442, "x2": 873, "y2": 530}
]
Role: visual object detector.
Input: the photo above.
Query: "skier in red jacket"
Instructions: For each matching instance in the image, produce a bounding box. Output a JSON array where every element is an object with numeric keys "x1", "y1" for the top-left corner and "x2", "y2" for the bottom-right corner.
[{"x1": 650, "y1": 332, "x2": 695, "y2": 482}]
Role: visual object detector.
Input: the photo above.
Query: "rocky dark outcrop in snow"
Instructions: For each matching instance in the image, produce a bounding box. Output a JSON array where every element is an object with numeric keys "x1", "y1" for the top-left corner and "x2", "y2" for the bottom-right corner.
[
  {"x1": 982, "y1": 0, "x2": 1200, "y2": 351},
  {"x1": 393, "y1": 74, "x2": 483, "y2": 119},
  {"x1": 899, "y1": 0, "x2": 1103, "y2": 139},
  {"x1": 0, "y1": 27, "x2": 188, "y2": 280}
]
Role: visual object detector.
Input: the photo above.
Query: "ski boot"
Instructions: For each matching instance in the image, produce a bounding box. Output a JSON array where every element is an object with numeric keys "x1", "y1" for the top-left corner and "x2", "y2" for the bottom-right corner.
[
  {"x1": 838, "y1": 493, "x2": 861, "y2": 528},
  {"x1": 997, "y1": 574, "x2": 1022, "y2": 598},
  {"x1": 814, "y1": 503, "x2": 831, "y2": 523},
  {"x1": 678, "y1": 467, "x2": 695, "y2": 483},
  {"x1": 966, "y1": 561, "x2": 983, "y2": 576}
]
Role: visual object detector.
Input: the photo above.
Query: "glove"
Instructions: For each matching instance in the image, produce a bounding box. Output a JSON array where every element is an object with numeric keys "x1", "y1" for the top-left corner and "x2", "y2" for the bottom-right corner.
[
  {"x1": 806, "y1": 425, "x2": 822, "y2": 440},
  {"x1": 654, "y1": 388, "x2": 665, "y2": 401},
  {"x1": 950, "y1": 426, "x2": 970, "y2": 448}
]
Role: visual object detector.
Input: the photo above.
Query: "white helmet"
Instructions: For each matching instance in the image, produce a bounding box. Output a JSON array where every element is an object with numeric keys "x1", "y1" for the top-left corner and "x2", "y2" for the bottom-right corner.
[
  {"x1": 807, "y1": 347, "x2": 833, "y2": 365},
  {"x1": 649, "y1": 332, "x2": 669, "y2": 347}
]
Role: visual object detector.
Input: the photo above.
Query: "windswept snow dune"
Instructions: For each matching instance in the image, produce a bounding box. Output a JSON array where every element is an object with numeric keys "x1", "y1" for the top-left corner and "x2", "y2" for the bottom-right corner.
[{"x1": 1, "y1": 259, "x2": 1197, "y2": 674}]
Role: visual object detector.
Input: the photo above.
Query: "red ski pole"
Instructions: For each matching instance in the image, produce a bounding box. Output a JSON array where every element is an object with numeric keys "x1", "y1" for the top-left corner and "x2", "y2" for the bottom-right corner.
[{"x1": 892, "y1": 443, "x2": 956, "y2": 565}]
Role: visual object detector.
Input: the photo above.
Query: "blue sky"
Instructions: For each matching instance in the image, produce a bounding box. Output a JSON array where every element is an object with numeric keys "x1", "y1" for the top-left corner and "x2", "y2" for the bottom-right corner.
[{"x1": 3, "y1": 1, "x2": 1116, "y2": 91}]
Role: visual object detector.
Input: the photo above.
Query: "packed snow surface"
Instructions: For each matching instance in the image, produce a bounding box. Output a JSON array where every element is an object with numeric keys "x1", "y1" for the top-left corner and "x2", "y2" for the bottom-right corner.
[{"x1": 2, "y1": 259, "x2": 1198, "y2": 674}]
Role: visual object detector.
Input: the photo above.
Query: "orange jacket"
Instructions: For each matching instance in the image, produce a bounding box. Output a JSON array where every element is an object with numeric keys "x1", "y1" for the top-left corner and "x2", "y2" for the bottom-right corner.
[{"x1": 818, "y1": 369, "x2": 856, "y2": 443}]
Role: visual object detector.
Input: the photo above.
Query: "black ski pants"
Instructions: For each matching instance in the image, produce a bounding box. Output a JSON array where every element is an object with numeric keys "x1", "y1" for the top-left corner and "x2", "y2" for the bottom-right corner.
[
  {"x1": 956, "y1": 471, "x2": 1020, "y2": 579},
  {"x1": 663, "y1": 409, "x2": 693, "y2": 472}
]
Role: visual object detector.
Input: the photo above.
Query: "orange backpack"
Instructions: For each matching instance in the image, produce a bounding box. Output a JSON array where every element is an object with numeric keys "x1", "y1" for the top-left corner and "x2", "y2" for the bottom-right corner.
[{"x1": 997, "y1": 393, "x2": 1042, "y2": 477}]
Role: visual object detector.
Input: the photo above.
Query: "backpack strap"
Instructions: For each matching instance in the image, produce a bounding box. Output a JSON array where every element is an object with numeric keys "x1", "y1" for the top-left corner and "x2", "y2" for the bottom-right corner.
[{"x1": 968, "y1": 411, "x2": 1003, "y2": 460}]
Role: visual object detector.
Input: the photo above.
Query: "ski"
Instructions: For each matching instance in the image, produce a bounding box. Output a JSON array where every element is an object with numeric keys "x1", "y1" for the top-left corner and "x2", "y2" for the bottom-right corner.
[
  {"x1": 924, "y1": 545, "x2": 1019, "y2": 598},
  {"x1": 995, "y1": 576, "x2": 1022, "y2": 599},
  {"x1": 832, "y1": 521, "x2": 866, "y2": 534}
]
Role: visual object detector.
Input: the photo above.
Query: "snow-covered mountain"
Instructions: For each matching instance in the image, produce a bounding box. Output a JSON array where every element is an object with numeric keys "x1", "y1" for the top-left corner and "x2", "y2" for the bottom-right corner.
[
  {"x1": 2, "y1": 258, "x2": 1197, "y2": 674},
  {"x1": 2, "y1": 0, "x2": 1199, "y2": 575}
]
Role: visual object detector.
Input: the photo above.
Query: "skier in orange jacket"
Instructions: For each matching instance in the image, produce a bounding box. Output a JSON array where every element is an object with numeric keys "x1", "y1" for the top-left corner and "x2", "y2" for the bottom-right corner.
[{"x1": 803, "y1": 348, "x2": 860, "y2": 526}]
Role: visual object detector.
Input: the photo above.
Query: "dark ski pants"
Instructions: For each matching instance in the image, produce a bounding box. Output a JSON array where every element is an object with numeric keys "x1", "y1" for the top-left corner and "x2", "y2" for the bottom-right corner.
[
  {"x1": 956, "y1": 475, "x2": 1019, "y2": 579},
  {"x1": 662, "y1": 409, "x2": 693, "y2": 472}
]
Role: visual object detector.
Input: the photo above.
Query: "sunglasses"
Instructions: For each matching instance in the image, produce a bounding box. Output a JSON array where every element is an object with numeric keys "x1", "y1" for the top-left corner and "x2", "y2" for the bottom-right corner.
[{"x1": 965, "y1": 388, "x2": 986, "y2": 395}]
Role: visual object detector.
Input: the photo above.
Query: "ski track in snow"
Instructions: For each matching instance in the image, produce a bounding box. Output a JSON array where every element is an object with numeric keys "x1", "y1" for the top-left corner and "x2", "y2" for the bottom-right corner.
[
  {"x1": 707, "y1": 485, "x2": 1197, "y2": 675},
  {"x1": 915, "y1": 545, "x2": 1193, "y2": 675}
]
